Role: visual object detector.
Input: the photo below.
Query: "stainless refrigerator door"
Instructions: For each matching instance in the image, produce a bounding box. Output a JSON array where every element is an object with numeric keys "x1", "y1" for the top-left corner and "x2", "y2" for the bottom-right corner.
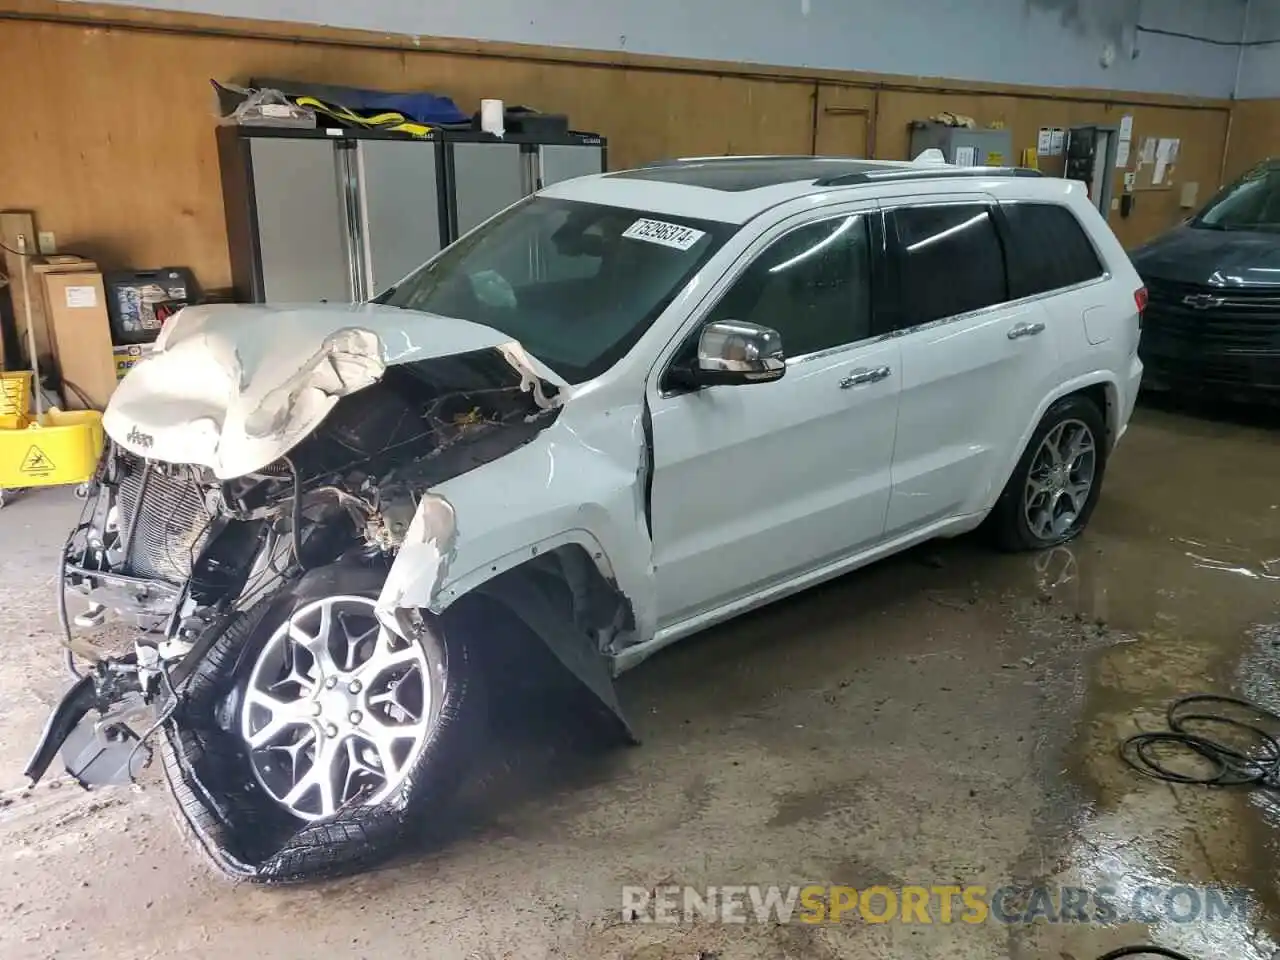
[
  {"x1": 248, "y1": 137, "x2": 353, "y2": 303},
  {"x1": 452, "y1": 142, "x2": 526, "y2": 237},
  {"x1": 355, "y1": 139, "x2": 444, "y2": 298},
  {"x1": 538, "y1": 145, "x2": 604, "y2": 187}
]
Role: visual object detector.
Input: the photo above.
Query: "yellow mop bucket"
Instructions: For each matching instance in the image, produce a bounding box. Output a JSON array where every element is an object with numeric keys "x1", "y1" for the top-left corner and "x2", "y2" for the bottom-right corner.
[
  {"x1": 0, "y1": 371, "x2": 33, "y2": 429},
  {"x1": 0, "y1": 409, "x2": 104, "y2": 489}
]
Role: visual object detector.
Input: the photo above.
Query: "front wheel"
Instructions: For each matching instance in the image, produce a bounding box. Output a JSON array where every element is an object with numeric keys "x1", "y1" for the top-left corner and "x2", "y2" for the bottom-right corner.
[
  {"x1": 990, "y1": 394, "x2": 1108, "y2": 552},
  {"x1": 168, "y1": 563, "x2": 486, "y2": 881},
  {"x1": 235, "y1": 566, "x2": 483, "y2": 825}
]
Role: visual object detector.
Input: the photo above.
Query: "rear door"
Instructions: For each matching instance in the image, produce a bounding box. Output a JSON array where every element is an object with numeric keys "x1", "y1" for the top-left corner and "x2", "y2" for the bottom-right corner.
[
  {"x1": 882, "y1": 197, "x2": 1060, "y2": 536},
  {"x1": 999, "y1": 199, "x2": 1112, "y2": 364}
]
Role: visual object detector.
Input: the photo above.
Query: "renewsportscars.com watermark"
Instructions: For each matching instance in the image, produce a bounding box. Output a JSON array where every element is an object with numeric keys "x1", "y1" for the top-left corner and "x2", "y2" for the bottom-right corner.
[{"x1": 621, "y1": 884, "x2": 1250, "y2": 926}]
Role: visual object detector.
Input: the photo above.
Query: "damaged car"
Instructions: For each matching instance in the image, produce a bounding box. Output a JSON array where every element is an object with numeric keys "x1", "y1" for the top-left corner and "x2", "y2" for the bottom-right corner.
[{"x1": 27, "y1": 156, "x2": 1144, "y2": 882}]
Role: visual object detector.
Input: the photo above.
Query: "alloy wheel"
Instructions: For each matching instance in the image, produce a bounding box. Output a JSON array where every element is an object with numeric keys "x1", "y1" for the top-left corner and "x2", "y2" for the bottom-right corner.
[
  {"x1": 240, "y1": 595, "x2": 432, "y2": 821},
  {"x1": 1023, "y1": 418, "x2": 1097, "y2": 542}
]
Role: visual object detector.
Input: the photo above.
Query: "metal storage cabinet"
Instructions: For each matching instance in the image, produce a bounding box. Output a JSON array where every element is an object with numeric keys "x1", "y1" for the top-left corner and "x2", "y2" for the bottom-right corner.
[
  {"x1": 450, "y1": 141, "x2": 527, "y2": 237},
  {"x1": 242, "y1": 137, "x2": 353, "y2": 303},
  {"x1": 356, "y1": 138, "x2": 446, "y2": 295},
  {"x1": 218, "y1": 126, "x2": 607, "y2": 304},
  {"x1": 538, "y1": 143, "x2": 606, "y2": 187},
  {"x1": 218, "y1": 127, "x2": 449, "y2": 304},
  {"x1": 446, "y1": 137, "x2": 607, "y2": 236},
  {"x1": 908, "y1": 121, "x2": 1014, "y2": 168}
]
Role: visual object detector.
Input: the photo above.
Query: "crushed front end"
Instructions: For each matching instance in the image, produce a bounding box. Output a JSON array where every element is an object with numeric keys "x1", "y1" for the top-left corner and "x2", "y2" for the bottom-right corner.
[{"x1": 26, "y1": 343, "x2": 567, "y2": 882}]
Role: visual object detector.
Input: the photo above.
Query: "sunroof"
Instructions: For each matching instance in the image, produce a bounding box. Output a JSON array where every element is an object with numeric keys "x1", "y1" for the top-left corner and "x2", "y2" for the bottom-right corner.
[{"x1": 609, "y1": 158, "x2": 904, "y2": 192}]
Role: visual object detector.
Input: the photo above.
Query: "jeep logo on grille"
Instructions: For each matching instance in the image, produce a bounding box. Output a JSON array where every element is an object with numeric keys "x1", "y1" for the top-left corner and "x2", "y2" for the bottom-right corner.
[
  {"x1": 1183, "y1": 293, "x2": 1226, "y2": 310},
  {"x1": 126, "y1": 426, "x2": 154, "y2": 449}
]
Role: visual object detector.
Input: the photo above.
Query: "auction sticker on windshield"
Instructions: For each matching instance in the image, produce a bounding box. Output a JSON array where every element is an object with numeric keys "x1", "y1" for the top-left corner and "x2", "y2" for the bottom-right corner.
[{"x1": 622, "y1": 218, "x2": 706, "y2": 251}]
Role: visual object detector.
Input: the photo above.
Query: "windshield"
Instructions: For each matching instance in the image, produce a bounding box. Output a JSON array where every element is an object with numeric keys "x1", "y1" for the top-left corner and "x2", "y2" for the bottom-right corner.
[
  {"x1": 1194, "y1": 164, "x2": 1280, "y2": 232},
  {"x1": 378, "y1": 196, "x2": 735, "y2": 382}
]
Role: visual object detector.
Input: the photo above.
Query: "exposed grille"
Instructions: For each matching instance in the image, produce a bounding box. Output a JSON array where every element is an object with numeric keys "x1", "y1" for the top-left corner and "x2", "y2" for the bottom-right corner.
[
  {"x1": 116, "y1": 452, "x2": 212, "y2": 584},
  {"x1": 1143, "y1": 278, "x2": 1280, "y2": 354}
]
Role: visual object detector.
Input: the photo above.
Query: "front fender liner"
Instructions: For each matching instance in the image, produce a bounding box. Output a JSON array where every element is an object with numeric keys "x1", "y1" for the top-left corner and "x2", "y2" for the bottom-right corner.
[{"x1": 470, "y1": 571, "x2": 636, "y2": 744}]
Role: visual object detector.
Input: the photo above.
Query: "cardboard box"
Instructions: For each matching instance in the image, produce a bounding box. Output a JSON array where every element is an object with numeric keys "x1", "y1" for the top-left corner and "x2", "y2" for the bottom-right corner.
[
  {"x1": 31, "y1": 258, "x2": 98, "y2": 369},
  {"x1": 41, "y1": 270, "x2": 117, "y2": 411}
]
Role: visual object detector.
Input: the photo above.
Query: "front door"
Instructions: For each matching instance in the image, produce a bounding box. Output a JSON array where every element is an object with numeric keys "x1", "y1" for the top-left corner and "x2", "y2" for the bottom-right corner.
[
  {"x1": 881, "y1": 198, "x2": 1061, "y2": 535},
  {"x1": 647, "y1": 206, "x2": 901, "y2": 627}
]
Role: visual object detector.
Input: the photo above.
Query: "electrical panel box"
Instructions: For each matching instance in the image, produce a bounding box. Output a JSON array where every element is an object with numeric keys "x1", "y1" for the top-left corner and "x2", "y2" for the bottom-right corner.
[
  {"x1": 908, "y1": 122, "x2": 1015, "y2": 168},
  {"x1": 1064, "y1": 125, "x2": 1119, "y2": 216}
]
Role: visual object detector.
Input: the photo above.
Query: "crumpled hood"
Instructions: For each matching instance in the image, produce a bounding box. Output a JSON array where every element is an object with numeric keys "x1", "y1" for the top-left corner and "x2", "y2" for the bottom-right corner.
[{"x1": 104, "y1": 302, "x2": 562, "y2": 479}]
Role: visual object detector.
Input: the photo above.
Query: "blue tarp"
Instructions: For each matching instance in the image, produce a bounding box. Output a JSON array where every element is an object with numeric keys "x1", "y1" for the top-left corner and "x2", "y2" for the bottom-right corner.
[
  {"x1": 335, "y1": 89, "x2": 470, "y2": 126},
  {"x1": 248, "y1": 77, "x2": 472, "y2": 126}
]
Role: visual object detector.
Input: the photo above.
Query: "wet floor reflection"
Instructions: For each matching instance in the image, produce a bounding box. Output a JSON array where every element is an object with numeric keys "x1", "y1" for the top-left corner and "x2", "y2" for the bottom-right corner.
[{"x1": 1047, "y1": 400, "x2": 1280, "y2": 958}]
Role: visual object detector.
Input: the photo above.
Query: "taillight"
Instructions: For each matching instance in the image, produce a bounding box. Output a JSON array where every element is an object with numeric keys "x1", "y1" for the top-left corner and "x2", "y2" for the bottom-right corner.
[{"x1": 1134, "y1": 286, "x2": 1148, "y2": 327}]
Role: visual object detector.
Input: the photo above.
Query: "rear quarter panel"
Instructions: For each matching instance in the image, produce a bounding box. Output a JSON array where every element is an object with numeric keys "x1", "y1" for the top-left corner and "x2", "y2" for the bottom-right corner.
[{"x1": 975, "y1": 181, "x2": 1142, "y2": 513}]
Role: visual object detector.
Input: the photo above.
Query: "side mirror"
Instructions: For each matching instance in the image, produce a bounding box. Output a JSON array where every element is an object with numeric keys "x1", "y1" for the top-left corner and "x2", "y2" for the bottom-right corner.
[{"x1": 691, "y1": 320, "x2": 786, "y2": 387}]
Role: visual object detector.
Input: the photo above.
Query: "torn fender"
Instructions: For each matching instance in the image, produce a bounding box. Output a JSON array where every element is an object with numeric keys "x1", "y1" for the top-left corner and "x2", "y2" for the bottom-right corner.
[{"x1": 376, "y1": 401, "x2": 657, "y2": 697}]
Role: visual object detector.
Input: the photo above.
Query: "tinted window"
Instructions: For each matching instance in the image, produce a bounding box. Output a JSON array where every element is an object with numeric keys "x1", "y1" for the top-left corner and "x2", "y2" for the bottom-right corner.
[
  {"x1": 706, "y1": 214, "x2": 873, "y2": 357},
  {"x1": 380, "y1": 197, "x2": 734, "y2": 383},
  {"x1": 1002, "y1": 202, "x2": 1104, "y2": 298},
  {"x1": 892, "y1": 204, "x2": 1006, "y2": 328}
]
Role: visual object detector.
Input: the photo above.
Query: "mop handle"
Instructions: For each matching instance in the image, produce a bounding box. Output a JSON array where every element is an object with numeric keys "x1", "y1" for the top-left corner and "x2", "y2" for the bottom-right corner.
[{"x1": 17, "y1": 234, "x2": 43, "y2": 417}]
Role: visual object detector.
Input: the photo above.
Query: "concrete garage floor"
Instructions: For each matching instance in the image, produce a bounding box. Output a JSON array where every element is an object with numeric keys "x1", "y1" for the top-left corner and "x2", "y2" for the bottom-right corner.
[{"x1": 2, "y1": 404, "x2": 1279, "y2": 960}]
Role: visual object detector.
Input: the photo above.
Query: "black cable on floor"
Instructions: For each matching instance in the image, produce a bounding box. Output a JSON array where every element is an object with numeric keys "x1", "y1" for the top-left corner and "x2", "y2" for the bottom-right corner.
[
  {"x1": 1097, "y1": 947, "x2": 1196, "y2": 960},
  {"x1": 1120, "y1": 694, "x2": 1280, "y2": 787}
]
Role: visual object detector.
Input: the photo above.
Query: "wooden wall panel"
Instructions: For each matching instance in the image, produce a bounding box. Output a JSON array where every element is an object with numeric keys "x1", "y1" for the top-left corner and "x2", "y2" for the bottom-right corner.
[
  {"x1": 1223, "y1": 99, "x2": 1280, "y2": 182},
  {"x1": 813, "y1": 85, "x2": 876, "y2": 158},
  {"x1": 1115, "y1": 104, "x2": 1230, "y2": 247},
  {"x1": 0, "y1": 8, "x2": 1238, "y2": 296},
  {"x1": 867, "y1": 90, "x2": 1229, "y2": 248},
  {"x1": 0, "y1": 19, "x2": 813, "y2": 291}
]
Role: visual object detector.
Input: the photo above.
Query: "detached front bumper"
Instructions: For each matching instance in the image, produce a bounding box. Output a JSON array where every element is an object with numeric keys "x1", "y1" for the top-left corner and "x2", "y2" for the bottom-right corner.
[{"x1": 24, "y1": 658, "x2": 151, "y2": 788}]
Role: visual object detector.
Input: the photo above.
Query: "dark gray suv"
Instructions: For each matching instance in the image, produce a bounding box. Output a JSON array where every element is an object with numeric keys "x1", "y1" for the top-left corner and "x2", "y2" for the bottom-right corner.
[{"x1": 1131, "y1": 159, "x2": 1280, "y2": 403}]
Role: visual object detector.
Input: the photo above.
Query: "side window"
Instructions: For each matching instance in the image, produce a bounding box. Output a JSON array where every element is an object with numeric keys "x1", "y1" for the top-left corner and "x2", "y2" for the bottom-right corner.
[
  {"x1": 705, "y1": 213, "x2": 873, "y2": 358},
  {"x1": 1002, "y1": 202, "x2": 1105, "y2": 298},
  {"x1": 891, "y1": 204, "x2": 1007, "y2": 329}
]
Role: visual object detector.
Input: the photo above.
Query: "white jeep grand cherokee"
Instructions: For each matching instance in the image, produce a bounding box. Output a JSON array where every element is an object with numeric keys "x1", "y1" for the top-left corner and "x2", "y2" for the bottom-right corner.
[{"x1": 31, "y1": 156, "x2": 1143, "y2": 881}]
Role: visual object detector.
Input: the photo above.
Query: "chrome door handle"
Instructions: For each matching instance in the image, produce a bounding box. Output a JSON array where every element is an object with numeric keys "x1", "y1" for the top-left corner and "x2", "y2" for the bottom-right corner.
[
  {"x1": 839, "y1": 365, "x2": 892, "y2": 389},
  {"x1": 1007, "y1": 321, "x2": 1046, "y2": 340}
]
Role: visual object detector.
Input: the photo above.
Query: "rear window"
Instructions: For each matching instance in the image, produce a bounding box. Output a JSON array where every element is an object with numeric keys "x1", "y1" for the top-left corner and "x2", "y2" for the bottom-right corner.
[
  {"x1": 890, "y1": 204, "x2": 1007, "y2": 328},
  {"x1": 1002, "y1": 202, "x2": 1105, "y2": 298}
]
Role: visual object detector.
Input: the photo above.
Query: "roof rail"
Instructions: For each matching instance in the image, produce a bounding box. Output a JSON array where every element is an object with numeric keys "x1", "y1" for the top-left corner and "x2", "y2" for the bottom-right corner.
[
  {"x1": 641, "y1": 155, "x2": 816, "y2": 167},
  {"x1": 641, "y1": 155, "x2": 900, "y2": 168},
  {"x1": 814, "y1": 166, "x2": 1043, "y2": 186}
]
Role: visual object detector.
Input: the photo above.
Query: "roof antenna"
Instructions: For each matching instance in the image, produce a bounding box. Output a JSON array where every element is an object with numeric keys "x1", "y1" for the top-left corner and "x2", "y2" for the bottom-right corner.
[{"x1": 912, "y1": 148, "x2": 949, "y2": 165}]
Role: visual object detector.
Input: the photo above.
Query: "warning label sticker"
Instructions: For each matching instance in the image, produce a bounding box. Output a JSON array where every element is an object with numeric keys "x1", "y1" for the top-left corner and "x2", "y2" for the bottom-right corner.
[
  {"x1": 19, "y1": 445, "x2": 56, "y2": 476},
  {"x1": 621, "y1": 218, "x2": 706, "y2": 251}
]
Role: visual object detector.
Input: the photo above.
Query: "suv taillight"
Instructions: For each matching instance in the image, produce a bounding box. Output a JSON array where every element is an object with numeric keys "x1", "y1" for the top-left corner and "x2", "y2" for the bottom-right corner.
[{"x1": 1134, "y1": 286, "x2": 1148, "y2": 327}]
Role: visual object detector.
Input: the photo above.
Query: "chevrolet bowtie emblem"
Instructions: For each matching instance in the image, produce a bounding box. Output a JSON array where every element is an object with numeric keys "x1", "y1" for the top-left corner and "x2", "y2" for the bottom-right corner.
[{"x1": 1183, "y1": 293, "x2": 1226, "y2": 309}]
